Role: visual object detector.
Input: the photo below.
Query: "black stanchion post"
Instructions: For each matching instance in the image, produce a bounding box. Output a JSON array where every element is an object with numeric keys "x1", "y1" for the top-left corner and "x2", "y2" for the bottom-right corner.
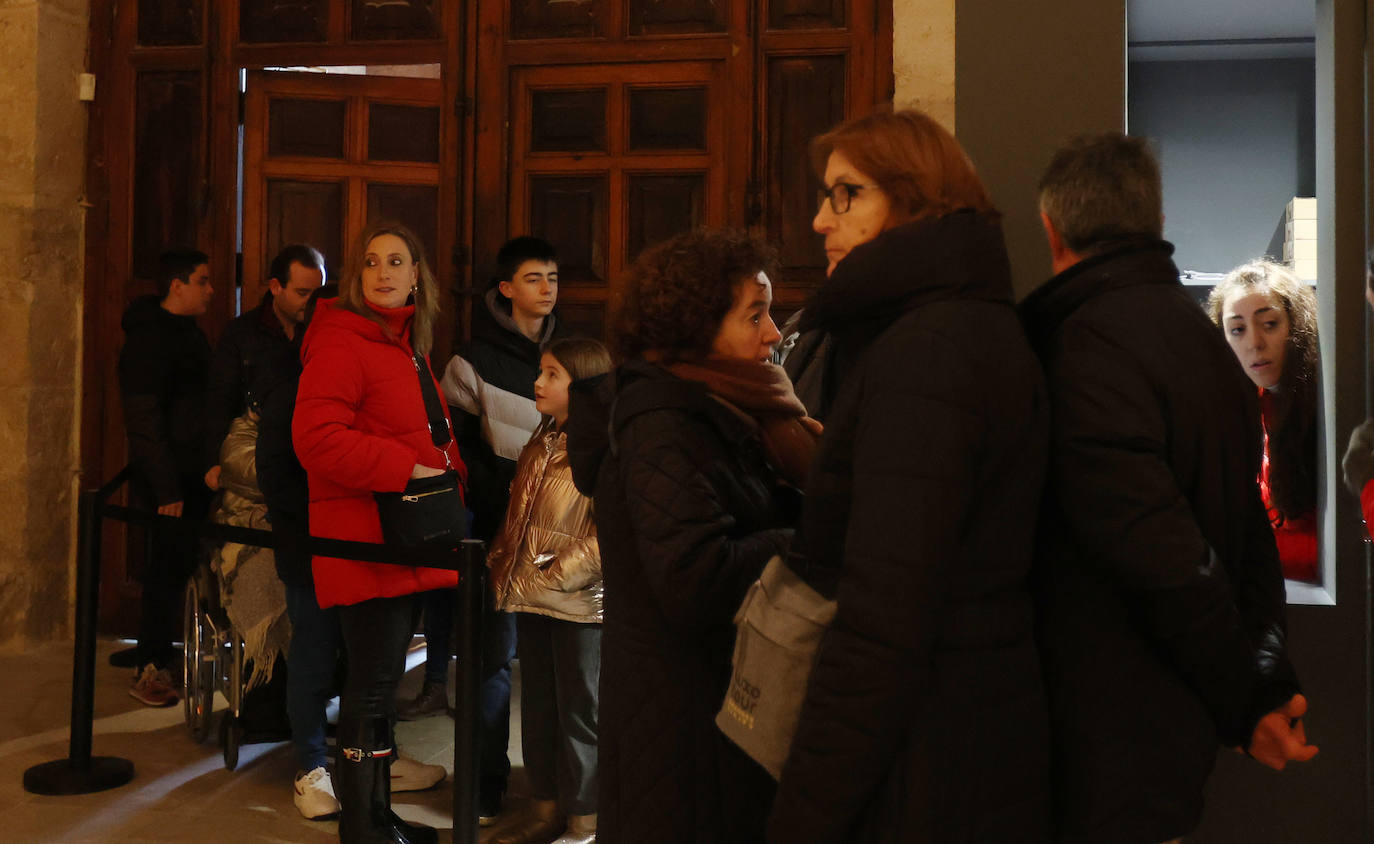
[
  {"x1": 23, "y1": 487, "x2": 135, "y2": 795},
  {"x1": 452, "y1": 539, "x2": 485, "y2": 844}
]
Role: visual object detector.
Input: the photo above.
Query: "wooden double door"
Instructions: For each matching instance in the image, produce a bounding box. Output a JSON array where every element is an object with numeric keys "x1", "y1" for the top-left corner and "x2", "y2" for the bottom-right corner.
[{"x1": 476, "y1": 0, "x2": 892, "y2": 335}]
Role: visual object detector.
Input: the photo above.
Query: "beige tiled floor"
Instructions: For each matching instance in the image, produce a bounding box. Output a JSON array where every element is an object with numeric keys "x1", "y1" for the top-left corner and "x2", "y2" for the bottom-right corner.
[{"x1": 1, "y1": 638, "x2": 535, "y2": 843}]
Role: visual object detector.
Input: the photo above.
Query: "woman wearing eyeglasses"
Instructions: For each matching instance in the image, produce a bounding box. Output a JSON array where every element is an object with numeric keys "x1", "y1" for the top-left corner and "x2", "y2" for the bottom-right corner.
[{"x1": 767, "y1": 110, "x2": 1052, "y2": 842}]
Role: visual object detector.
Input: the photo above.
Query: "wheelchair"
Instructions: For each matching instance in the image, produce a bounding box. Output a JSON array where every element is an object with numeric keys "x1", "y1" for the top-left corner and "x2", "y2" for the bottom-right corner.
[{"x1": 182, "y1": 560, "x2": 249, "y2": 770}]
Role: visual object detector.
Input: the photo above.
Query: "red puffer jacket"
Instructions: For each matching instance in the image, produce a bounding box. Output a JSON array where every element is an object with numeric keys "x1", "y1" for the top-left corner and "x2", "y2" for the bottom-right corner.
[{"x1": 293, "y1": 298, "x2": 464, "y2": 608}]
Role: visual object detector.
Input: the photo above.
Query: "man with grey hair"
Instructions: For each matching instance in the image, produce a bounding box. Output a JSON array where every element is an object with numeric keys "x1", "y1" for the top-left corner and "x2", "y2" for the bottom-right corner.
[{"x1": 1020, "y1": 133, "x2": 1316, "y2": 844}]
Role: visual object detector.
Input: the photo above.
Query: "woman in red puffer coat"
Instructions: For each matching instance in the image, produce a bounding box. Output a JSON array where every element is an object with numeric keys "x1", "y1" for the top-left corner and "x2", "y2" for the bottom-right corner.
[{"x1": 293, "y1": 221, "x2": 464, "y2": 844}]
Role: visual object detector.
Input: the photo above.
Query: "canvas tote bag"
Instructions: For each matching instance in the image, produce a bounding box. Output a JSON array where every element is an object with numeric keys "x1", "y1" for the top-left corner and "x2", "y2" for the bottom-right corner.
[{"x1": 716, "y1": 554, "x2": 837, "y2": 779}]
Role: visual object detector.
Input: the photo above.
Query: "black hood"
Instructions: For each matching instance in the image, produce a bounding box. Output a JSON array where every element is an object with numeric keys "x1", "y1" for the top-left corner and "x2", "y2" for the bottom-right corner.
[
  {"x1": 566, "y1": 371, "x2": 616, "y2": 497},
  {"x1": 800, "y1": 210, "x2": 1013, "y2": 337},
  {"x1": 1018, "y1": 239, "x2": 1179, "y2": 353},
  {"x1": 121, "y1": 294, "x2": 193, "y2": 332},
  {"x1": 471, "y1": 286, "x2": 559, "y2": 361}
]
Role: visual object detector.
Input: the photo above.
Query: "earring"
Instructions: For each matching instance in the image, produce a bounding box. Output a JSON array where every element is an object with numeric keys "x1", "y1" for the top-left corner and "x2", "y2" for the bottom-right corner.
[{"x1": 410, "y1": 285, "x2": 417, "y2": 294}]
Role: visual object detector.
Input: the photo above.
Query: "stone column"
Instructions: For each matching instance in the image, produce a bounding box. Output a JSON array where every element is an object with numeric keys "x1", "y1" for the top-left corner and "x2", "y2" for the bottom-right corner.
[
  {"x1": 893, "y1": 0, "x2": 956, "y2": 132},
  {"x1": 0, "y1": 0, "x2": 90, "y2": 650}
]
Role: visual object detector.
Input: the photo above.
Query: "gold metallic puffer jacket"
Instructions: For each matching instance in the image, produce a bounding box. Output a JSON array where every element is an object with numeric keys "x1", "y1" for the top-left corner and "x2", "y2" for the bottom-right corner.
[{"x1": 487, "y1": 421, "x2": 602, "y2": 623}]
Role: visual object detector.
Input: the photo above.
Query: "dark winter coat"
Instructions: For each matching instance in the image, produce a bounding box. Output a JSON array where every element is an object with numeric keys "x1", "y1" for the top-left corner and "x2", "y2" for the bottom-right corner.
[
  {"x1": 293, "y1": 299, "x2": 464, "y2": 608},
  {"x1": 255, "y1": 327, "x2": 311, "y2": 588},
  {"x1": 204, "y1": 293, "x2": 292, "y2": 466},
  {"x1": 1018, "y1": 241, "x2": 1299, "y2": 844},
  {"x1": 566, "y1": 360, "x2": 797, "y2": 844},
  {"x1": 776, "y1": 310, "x2": 833, "y2": 422},
  {"x1": 441, "y1": 287, "x2": 563, "y2": 541},
  {"x1": 768, "y1": 211, "x2": 1052, "y2": 844},
  {"x1": 117, "y1": 295, "x2": 212, "y2": 505}
]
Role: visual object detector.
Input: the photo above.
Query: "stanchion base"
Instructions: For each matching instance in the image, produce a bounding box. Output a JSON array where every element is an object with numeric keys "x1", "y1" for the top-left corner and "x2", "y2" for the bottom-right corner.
[{"x1": 23, "y1": 757, "x2": 135, "y2": 795}]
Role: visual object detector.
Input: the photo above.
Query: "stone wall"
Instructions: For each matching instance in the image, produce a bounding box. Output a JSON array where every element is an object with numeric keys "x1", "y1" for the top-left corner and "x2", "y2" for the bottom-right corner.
[
  {"x1": 893, "y1": 0, "x2": 956, "y2": 131},
  {"x1": 0, "y1": 0, "x2": 89, "y2": 650}
]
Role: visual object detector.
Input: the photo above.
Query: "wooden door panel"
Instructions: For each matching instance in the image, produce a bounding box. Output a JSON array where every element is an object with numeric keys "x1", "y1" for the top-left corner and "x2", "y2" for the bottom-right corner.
[
  {"x1": 626, "y1": 86, "x2": 709, "y2": 151},
  {"x1": 530, "y1": 88, "x2": 609, "y2": 153},
  {"x1": 366, "y1": 103, "x2": 441, "y2": 162},
  {"x1": 265, "y1": 179, "x2": 346, "y2": 278},
  {"x1": 625, "y1": 172, "x2": 705, "y2": 261},
  {"x1": 268, "y1": 97, "x2": 348, "y2": 159},
  {"x1": 243, "y1": 70, "x2": 442, "y2": 307},
  {"x1": 556, "y1": 303, "x2": 609, "y2": 341},
  {"x1": 137, "y1": 0, "x2": 204, "y2": 46},
  {"x1": 132, "y1": 71, "x2": 205, "y2": 281},
  {"x1": 528, "y1": 174, "x2": 610, "y2": 286},
  {"x1": 365, "y1": 182, "x2": 440, "y2": 266},
  {"x1": 239, "y1": 0, "x2": 330, "y2": 43},
  {"x1": 767, "y1": 0, "x2": 846, "y2": 30},
  {"x1": 510, "y1": 0, "x2": 607, "y2": 40},
  {"x1": 628, "y1": 0, "x2": 728, "y2": 35},
  {"x1": 351, "y1": 0, "x2": 442, "y2": 40},
  {"x1": 765, "y1": 54, "x2": 846, "y2": 287}
]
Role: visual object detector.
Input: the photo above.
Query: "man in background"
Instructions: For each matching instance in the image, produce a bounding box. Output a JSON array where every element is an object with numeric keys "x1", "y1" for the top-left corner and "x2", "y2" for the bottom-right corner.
[{"x1": 115, "y1": 247, "x2": 215, "y2": 707}]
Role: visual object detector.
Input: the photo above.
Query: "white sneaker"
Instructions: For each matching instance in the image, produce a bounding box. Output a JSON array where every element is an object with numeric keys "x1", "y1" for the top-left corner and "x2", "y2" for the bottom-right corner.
[
  {"x1": 293, "y1": 766, "x2": 340, "y2": 820},
  {"x1": 390, "y1": 752, "x2": 446, "y2": 792}
]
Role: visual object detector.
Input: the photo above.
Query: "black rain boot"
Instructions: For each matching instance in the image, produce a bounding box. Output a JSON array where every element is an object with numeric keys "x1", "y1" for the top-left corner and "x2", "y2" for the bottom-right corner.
[
  {"x1": 339, "y1": 717, "x2": 437, "y2": 843},
  {"x1": 337, "y1": 713, "x2": 388, "y2": 843},
  {"x1": 373, "y1": 719, "x2": 438, "y2": 844}
]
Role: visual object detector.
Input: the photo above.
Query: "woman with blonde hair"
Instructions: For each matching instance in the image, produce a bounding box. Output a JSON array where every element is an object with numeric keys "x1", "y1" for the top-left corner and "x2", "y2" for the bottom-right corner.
[
  {"x1": 1208, "y1": 259, "x2": 1320, "y2": 581},
  {"x1": 768, "y1": 109, "x2": 1051, "y2": 842},
  {"x1": 294, "y1": 221, "x2": 463, "y2": 844}
]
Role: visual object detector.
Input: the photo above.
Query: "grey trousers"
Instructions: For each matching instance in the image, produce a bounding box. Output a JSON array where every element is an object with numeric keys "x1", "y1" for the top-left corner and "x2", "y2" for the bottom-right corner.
[{"x1": 516, "y1": 612, "x2": 601, "y2": 815}]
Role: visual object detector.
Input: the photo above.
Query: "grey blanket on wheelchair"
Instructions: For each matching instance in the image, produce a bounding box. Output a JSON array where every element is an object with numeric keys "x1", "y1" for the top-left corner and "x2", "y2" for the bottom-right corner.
[{"x1": 211, "y1": 413, "x2": 290, "y2": 691}]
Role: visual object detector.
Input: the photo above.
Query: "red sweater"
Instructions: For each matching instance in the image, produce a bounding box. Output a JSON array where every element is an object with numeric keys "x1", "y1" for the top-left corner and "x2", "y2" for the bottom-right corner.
[
  {"x1": 293, "y1": 299, "x2": 464, "y2": 608},
  {"x1": 1362, "y1": 480, "x2": 1374, "y2": 542},
  {"x1": 1259, "y1": 389, "x2": 1318, "y2": 582}
]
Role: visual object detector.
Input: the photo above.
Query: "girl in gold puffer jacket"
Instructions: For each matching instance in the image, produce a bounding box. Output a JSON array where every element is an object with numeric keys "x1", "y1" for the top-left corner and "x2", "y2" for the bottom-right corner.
[{"x1": 487, "y1": 337, "x2": 611, "y2": 844}]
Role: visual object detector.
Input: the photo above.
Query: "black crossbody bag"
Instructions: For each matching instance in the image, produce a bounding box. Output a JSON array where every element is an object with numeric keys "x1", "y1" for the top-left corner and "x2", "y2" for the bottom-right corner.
[{"x1": 373, "y1": 351, "x2": 467, "y2": 549}]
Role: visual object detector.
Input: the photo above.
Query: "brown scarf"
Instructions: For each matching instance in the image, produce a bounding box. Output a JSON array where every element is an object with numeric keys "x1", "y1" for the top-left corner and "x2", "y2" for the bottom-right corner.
[{"x1": 667, "y1": 357, "x2": 822, "y2": 487}]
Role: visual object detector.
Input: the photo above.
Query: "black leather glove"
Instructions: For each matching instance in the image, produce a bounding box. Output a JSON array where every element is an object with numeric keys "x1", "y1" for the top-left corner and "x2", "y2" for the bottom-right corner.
[{"x1": 1341, "y1": 418, "x2": 1374, "y2": 497}]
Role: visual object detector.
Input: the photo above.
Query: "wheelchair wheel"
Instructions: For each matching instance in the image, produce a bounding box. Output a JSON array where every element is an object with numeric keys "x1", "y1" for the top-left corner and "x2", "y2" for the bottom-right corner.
[
  {"x1": 182, "y1": 575, "x2": 215, "y2": 744},
  {"x1": 220, "y1": 712, "x2": 243, "y2": 771}
]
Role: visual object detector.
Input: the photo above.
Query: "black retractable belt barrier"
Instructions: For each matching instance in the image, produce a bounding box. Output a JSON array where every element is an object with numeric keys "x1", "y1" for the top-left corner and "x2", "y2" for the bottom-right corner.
[{"x1": 23, "y1": 467, "x2": 486, "y2": 844}]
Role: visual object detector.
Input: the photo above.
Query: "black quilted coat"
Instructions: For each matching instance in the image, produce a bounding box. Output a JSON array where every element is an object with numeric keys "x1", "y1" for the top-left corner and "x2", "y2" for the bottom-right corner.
[
  {"x1": 566, "y1": 360, "x2": 796, "y2": 844},
  {"x1": 1019, "y1": 241, "x2": 1299, "y2": 844},
  {"x1": 768, "y1": 211, "x2": 1052, "y2": 844}
]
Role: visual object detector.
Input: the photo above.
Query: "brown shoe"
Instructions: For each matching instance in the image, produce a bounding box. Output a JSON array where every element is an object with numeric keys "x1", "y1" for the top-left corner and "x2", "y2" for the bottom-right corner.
[
  {"x1": 490, "y1": 799, "x2": 562, "y2": 844},
  {"x1": 396, "y1": 681, "x2": 448, "y2": 721}
]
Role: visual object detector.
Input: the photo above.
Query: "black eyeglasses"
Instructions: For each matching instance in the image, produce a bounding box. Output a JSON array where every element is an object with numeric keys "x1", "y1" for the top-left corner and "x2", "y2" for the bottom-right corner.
[{"x1": 817, "y1": 182, "x2": 880, "y2": 215}]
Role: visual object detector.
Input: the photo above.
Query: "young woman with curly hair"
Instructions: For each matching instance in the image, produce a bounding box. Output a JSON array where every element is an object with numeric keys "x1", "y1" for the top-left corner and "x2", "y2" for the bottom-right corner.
[
  {"x1": 1208, "y1": 259, "x2": 1320, "y2": 581},
  {"x1": 565, "y1": 228, "x2": 819, "y2": 844}
]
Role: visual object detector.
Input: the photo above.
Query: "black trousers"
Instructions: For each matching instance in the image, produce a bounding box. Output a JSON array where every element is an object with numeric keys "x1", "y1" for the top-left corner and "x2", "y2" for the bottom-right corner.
[
  {"x1": 338, "y1": 594, "x2": 416, "y2": 740},
  {"x1": 134, "y1": 477, "x2": 210, "y2": 663}
]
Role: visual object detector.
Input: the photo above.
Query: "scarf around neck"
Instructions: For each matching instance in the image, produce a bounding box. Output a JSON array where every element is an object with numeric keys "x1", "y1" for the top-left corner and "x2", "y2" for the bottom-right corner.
[{"x1": 667, "y1": 357, "x2": 822, "y2": 487}]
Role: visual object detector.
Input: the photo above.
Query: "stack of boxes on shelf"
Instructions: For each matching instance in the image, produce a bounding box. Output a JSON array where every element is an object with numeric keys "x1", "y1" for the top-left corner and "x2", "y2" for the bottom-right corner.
[{"x1": 1284, "y1": 196, "x2": 1317, "y2": 282}]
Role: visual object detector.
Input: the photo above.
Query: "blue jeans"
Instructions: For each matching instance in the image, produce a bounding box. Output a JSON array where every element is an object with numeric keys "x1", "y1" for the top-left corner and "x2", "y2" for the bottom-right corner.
[
  {"x1": 285, "y1": 583, "x2": 342, "y2": 772},
  {"x1": 420, "y1": 588, "x2": 514, "y2": 790},
  {"x1": 480, "y1": 608, "x2": 516, "y2": 791}
]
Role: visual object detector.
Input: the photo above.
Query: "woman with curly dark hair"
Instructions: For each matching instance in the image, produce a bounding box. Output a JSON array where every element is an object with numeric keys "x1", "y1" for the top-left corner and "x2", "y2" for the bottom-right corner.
[
  {"x1": 565, "y1": 228, "x2": 819, "y2": 844},
  {"x1": 1208, "y1": 259, "x2": 1320, "y2": 581}
]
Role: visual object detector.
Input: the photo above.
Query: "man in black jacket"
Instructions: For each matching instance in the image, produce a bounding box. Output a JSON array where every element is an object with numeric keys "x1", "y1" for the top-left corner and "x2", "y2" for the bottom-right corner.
[
  {"x1": 114, "y1": 248, "x2": 215, "y2": 699},
  {"x1": 1020, "y1": 134, "x2": 1317, "y2": 844},
  {"x1": 203, "y1": 243, "x2": 324, "y2": 488}
]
